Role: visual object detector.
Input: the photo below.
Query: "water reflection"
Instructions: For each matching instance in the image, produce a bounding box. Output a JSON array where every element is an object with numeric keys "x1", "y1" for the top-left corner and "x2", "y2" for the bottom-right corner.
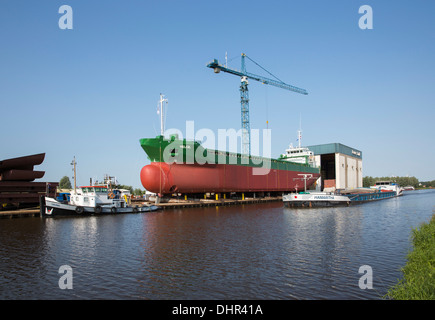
[
  {"x1": 279, "y1": 206, "x2": 365, "y2": 299},
  {"x1": 1, "y1": 190, "x2": 434, "y2": 299}
]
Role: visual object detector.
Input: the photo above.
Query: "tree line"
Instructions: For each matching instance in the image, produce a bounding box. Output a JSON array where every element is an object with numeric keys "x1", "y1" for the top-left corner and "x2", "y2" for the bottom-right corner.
[{"x1": 363, "y1": 176, "x2": 434, "y2": 188}]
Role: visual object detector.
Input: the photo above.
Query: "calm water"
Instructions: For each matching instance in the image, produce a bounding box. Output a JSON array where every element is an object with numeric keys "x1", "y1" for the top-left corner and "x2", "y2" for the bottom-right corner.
[{"x1": 1, "y1": 189, "x2": 434, "y2": 300}]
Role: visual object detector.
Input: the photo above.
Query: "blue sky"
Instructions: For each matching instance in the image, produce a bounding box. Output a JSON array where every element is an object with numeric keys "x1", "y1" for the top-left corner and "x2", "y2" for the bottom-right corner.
[{"x1": 1, "y1": 0, "x2": 434, "y2": 188}]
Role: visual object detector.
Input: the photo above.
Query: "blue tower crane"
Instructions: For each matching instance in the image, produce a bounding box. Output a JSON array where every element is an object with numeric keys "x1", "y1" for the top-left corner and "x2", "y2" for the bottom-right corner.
[{"x1": 207, "y1": 53, "x2": 308, "y2": 155}]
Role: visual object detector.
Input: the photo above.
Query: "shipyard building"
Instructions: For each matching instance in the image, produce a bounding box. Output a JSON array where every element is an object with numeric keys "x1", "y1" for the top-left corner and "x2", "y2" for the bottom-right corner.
[{"x1": 307, "y1": 143, "x2": 363, "y2": 191}]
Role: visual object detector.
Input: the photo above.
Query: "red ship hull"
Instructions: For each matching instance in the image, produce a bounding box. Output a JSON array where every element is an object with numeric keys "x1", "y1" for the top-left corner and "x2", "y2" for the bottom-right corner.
[{"x1": 140, "y1": 162, "x2": 320, "y2": 194}]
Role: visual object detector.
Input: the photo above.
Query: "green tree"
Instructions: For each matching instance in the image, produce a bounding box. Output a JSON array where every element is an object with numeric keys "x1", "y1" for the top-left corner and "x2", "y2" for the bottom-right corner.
[
  {"x1": 363, "y1": 176, "x2": 376, "y2": 187},
  {"x1": 59, "y1": 176, "x2": 72, "y2": 189},
  {"x1": 116, "y1": 185, "x2": 134, "y2": 193},
  {"x1": 133, "y1": 188, "x2": 145, "y2": 196}
]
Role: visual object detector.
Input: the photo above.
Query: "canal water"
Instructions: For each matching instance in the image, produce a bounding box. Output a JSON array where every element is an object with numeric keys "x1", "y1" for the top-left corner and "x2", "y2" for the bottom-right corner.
[{"x1": 1, "y1": 189, "x2": 434, "y2": 300}]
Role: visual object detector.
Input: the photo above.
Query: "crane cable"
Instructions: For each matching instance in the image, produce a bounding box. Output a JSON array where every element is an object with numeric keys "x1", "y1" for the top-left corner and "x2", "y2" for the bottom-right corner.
[{"x1": 244, "y1": 54, "x2": 285, "y2": 84}]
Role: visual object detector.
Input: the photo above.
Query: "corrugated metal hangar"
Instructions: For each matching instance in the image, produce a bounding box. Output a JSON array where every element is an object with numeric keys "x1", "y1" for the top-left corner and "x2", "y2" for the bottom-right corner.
[{"x1": 307, "y1": 143, "x2": 363, "y2": 191}]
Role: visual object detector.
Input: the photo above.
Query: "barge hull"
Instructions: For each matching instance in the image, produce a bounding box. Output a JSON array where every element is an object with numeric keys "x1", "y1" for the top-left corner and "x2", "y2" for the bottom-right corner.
[{"x1": 284, "y1": 200, "x2": 351, "y2": 208}]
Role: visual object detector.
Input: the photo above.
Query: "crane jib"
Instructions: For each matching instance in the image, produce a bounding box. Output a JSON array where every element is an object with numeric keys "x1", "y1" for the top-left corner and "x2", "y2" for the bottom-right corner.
[
  {"x1": 206, "y1": 59, "x2": 308, "y2": 95},
  {"x1": 207, "y1": 54, "x2": 308, "y2": 155}
]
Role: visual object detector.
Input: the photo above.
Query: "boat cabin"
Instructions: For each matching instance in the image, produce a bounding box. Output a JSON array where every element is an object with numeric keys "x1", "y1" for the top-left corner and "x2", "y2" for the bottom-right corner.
[
  {"x1": 279, "y1": 131, "x2": 316, "y2": 167},
  {"x1": 69, "y1": 186, "x2": 126, "y2": 208},
  {"x1": 374, "y1": 181, "x2": 396, "y2": 186}
]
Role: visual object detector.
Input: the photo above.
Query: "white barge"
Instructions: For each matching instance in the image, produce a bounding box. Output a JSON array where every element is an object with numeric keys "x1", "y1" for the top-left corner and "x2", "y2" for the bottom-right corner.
[
  {"x1": 284, "y1": 182, "x2": 402, "y2": 208},
  {"x1": 283, "y1": 192, "x2": 352, "y2": 207}
]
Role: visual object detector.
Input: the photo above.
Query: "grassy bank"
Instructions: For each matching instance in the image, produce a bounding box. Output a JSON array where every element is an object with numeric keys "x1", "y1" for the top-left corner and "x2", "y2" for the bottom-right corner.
[{"x1": 385, "y1": 214, "x2": 435, "y2": 300}]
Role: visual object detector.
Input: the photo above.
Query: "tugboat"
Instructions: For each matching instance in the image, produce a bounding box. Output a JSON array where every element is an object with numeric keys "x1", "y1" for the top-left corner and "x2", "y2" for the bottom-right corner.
[
  {"x1": 41, "y1": 158, "x2": 159, "y2": 216},
  {"x1": 41, "y1": 185, "x2": 159, "y2": 216}
]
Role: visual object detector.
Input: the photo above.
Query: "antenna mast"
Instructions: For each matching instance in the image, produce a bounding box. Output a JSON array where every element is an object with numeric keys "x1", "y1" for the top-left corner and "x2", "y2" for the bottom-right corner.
[
  {"x1": 298, "y1": 114, "x2": 302, "y2": 148},
  {"x1": 71, "y1": 156, "x2": 77, "y2": 192},
  {"x1": 159, "y1": 94, "x2": 168, "y2": 136}
]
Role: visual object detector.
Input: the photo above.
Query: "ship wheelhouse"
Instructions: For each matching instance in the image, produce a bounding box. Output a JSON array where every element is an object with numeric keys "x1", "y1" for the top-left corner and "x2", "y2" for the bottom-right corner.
[
  {"x1": 70, "y1": 185, "x2": 112, "y2": 207},
  {"x1": 279, "y1": 145, "x2": 315, "y2": 166}
]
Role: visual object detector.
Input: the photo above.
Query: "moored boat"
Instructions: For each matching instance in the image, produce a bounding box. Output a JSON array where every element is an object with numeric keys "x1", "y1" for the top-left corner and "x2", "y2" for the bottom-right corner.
[
  {"x1": 283, "y1": 192, "x2": 351, "y2": 207},
  {"x1": 41, "y1": 185, "x2": 159, "y2": 216},
  {"x1": 283, "y1": 187, "x2": 401, "y2": 208},
  {"x1": 370, "y1": 181, "x2": 403, "y2": 196}
]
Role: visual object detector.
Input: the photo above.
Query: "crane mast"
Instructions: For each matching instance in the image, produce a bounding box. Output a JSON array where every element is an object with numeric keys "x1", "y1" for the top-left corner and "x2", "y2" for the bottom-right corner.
[
  {"x1": 240, "y1": 54, "x2": 250, "y2": 155},
  {"x1": 207, "y1": 53, "x2": 308, "y2": 155}
]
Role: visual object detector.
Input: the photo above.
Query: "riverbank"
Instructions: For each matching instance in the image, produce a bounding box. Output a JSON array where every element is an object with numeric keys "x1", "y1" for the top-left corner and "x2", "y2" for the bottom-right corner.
[{"x1": 385, "y1": 214, "x2": 435, "y2": 300}]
